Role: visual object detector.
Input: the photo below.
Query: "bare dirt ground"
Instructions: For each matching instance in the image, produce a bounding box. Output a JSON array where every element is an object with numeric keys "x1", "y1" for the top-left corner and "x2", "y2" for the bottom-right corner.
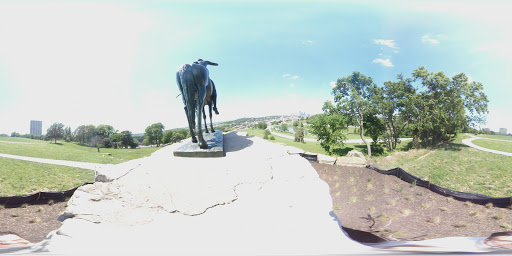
[
  {"x1": 0, "y1": 199, "x2": 67, "y2": 243},
  {"x1": 311, "y1": 162, "x2": 512, "y2": 243}
]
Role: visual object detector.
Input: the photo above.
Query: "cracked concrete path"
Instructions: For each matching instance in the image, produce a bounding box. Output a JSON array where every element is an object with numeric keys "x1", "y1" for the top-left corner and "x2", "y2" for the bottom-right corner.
[
  {"x1": 462, "y1": 134, "x2": 512, "y2": 157},
  {"x1": 16, "y1": 131, "x2": 380, "y2": 255}
]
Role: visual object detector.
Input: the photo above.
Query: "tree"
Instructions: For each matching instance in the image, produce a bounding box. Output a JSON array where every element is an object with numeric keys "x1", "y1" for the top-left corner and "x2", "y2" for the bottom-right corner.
[
  {"x1": 294, "y1": 127, "x2": 305, "y2": 143},
  {"x1": 308, "y1": 110, "x2": 347, "y2": 154},
  {"x1": 47, "y1": 122, "x2": 65, "y2": 143},
  {"x1": 145, "y1": 123, "x2": 165, "y2": 146},
  {"x1": 96, "y1": 125, "x2": 116, "y2": 138},
  {"x1": 331, "y1": 71, "x2": 377, "y2": 158},
  {"x1": 10, "y1": 132, "x2": 19, "y2": 137},
  {"x1": 255, "y1": 122, "x2": 267, "y2": 130},
  {"x1": 73, "y1": 125, "x2": 96, "y2": 145},
  {"x1": 162, "y1": 130, "x2": 174, "y2": 144},
  {"x1": 408, "y1": 67, "x2": 488, "y2": 147},
  {"x1": 120, "y1": 130, "x2": 137, "y2": 149},
  {"x1": 280, "y1": 123, "x2": 288, "y2": 132},
  {"x1": 371, "y1": 75, "x2": 415, "y2": 150},
  {"x1": 89, "y1": 135, "x2": 103, "y2": 152},
  {"x1": 64, "y1": 126, "x2": 73, "y2": 142}
]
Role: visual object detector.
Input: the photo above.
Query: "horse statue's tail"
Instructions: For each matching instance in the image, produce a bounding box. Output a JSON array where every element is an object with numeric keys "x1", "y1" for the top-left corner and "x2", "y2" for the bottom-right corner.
[
  {"x1": 177, "y1": 65, "x2": 197, "y2": 127},
  {"x1": 211, "y1": 79, "x2": 219, "y2": 115}
]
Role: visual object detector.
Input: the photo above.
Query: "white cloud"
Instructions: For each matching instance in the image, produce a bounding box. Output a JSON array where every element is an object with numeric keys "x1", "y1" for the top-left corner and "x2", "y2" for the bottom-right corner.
[
  {"x1": 301, "y1": 39, "x2": 315, "y2": 46},
  {"x1": 330, "y1": 81, "x2": 336, "y2": 88},
  {"x1": 374, "y1": 39, "x2": 398, "y2": 49},
  {"x1": 290, "y1": 83, "x2": 295, "y2": 88},
  {"x1": 422, "y1": 35, "x2": 440, "y2": 44},
  {"x1": 282, "y1": 74, "x2": 299, "y2": 79},
  {"x1": 372, "y1": 58, "x2": 394, "y2": 67}
]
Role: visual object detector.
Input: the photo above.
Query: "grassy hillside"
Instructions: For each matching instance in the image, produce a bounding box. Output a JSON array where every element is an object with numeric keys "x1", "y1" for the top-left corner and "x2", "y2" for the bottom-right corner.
[{"x1": 374, "y1": 134, "x2": 512, "y2": 197}]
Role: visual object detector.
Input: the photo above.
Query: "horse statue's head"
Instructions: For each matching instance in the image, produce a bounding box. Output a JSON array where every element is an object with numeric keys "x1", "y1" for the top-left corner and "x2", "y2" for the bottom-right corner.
[{"x1": 193, "y1": 58, "x2": 218, "y2": 67}]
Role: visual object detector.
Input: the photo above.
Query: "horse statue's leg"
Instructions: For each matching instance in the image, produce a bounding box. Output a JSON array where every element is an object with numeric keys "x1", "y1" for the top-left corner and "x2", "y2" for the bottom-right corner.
[
  {"x1": 208, "y1": 102, "x2": 215, "y2": 132},
  {"x1": 202, "y1": 104, "x2": 209, "y2": 133},
  {"x1": 185, "y1": 106, "x2": 198, "y2": 143},
  {"x1": 196, "y1": 85, "x2": 207, "y2": 149}
]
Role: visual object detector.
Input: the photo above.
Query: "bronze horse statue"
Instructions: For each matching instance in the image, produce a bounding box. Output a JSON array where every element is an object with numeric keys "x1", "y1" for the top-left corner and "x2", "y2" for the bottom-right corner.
[
  {"x1": 201, "y1": 78, "x2": 219, "y2": 133},
  {"x1": 176, "y1": 59, "x2": 218, "y2": 148}
]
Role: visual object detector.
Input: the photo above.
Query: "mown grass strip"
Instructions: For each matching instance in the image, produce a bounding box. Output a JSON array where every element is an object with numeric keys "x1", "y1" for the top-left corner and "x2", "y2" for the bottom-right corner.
[
  {"x1": 0, "y1": 137, "x2": 161, "y2": 164},
  {"x1": 472, "y1": 139, "x2": 512, "y2": 154},
  {"x1": 0, "y1": 157, "x2": 94, "y2": 196}
]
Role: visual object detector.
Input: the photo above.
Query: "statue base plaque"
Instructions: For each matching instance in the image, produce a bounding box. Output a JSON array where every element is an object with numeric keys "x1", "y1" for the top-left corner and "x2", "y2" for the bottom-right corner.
[{"x1": 173, "y1": 130, "x2": 224, "y2": 157}]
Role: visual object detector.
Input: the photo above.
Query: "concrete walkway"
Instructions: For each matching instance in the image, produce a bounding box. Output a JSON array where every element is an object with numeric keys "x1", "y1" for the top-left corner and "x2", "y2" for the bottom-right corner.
[
  {"x1": 10, "y1": 131, "x2": 383, "y2": 255},
  {"x1": 462, "y1": 134, "x2": 512, "y2": 157},
  {"x1": 0, "y1": 153, "x2": 109, "y2": 170}
]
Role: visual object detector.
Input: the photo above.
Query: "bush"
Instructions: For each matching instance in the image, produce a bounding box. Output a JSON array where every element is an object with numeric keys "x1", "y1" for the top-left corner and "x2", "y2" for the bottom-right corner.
[
  {"x1": 263, "y1": 134, "x2": 269, "y2": 139},
  {"x1": 270, "y1": 136, "x2": 275, "y2": 140}
]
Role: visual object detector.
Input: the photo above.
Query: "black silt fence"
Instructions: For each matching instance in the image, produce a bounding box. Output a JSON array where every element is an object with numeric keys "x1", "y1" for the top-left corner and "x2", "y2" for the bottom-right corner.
[
  {"x1": 0, "y1": 182, "x2": 93, "y2": 205},
  {"x1": 366, "y1": 165, "x2": 512, "y2": 208}
]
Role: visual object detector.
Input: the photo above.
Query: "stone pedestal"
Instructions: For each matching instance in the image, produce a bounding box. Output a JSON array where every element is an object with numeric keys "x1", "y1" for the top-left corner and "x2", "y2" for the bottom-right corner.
[{"x1": 173, "y1": 130, "x2": 224, "y2": 157}]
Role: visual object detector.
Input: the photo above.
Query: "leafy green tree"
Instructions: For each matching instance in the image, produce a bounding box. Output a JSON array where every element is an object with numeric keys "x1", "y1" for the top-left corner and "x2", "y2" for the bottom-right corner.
[
  {"x1": 408, "y1": 67, "x2": 488, "y2": 147},
  {"x1": 145, "y1": 123, "x2": 165, "y2": 146},
  {"x1": 331, "y1": 71, "x2": 377, "y2": 158},
  {"x1": 63, "y1": 126, "x2": 73, "y2": 142},
  {"x1": 10, "y1": 132, "x2": 20, "y2": 137},
  {"x1": 255, "y1": 122, "x2": 267, "y2": 130},
  {"x1": 294, "y1": 127, "x2": 305, "y2": 143},
  {"x1": 280, "y1": 123, "x2": 288, "y2": 132},
  {"x1": 171, "y1": 132, "x2": 185, "y2": 143},
  {"x1": 47, "y1": 122, "x2": 65, "y2": 143},
  {"x1": 120, "y1": 130, "x2": 137, "y2": 149},
  {"x1": 162, "y1": 130, "x2": 174, "y2": 144},
  {"x1": 89, "y1": 135, "x2": 103, "y2": 152},
  {"x1": 292, "y1": 120, "x2": 299, "y2": 127},
  {"x1": 371, "y1": 76, "x2": 415, "y2": 150},
  {"x1": 110, "y1": 133, "x2": 122, "y2": 149},
  {"x1": 308, "y1": 111, "x2": 347, "y2": 154},
  {"x1": 96, "y1": 125, "x2": 116, "y2": 138}
]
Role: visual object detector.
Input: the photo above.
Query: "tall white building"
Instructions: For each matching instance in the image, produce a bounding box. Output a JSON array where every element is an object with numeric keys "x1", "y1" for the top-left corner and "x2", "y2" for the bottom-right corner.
[{"x1": 30, "y1": 120, "x2": 42, "y2": 135}]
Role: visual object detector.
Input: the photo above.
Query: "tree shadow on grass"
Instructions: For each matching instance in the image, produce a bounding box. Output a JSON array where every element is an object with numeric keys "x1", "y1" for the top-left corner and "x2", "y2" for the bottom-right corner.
[{"x1": 440, "y1": 142, "x2": 467, "y2": 152}]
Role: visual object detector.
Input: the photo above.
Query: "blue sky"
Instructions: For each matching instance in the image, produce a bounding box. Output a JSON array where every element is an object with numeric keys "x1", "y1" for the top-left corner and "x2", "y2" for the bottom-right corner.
[{"x1": 0, "y1": 0, "x2": 511, "y2": 134}]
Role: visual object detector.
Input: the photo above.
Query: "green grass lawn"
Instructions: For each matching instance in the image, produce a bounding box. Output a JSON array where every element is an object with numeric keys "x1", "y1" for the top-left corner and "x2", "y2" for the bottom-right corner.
[
  {"x1": 472, "y1": 139, "x2": 512, "y2": 153},
  {"x1": 0, "y1": 157, "x2": 94, "y2": 196},
  {"x1": 374, "y1": 134, "x2": 512, "y2": 197},
  {"x1": 475, "y1": 134, "x2": 512, "y2": 141},
  {"x1": 0, "y1": 137, "x2": 161, "y2": 164}
]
